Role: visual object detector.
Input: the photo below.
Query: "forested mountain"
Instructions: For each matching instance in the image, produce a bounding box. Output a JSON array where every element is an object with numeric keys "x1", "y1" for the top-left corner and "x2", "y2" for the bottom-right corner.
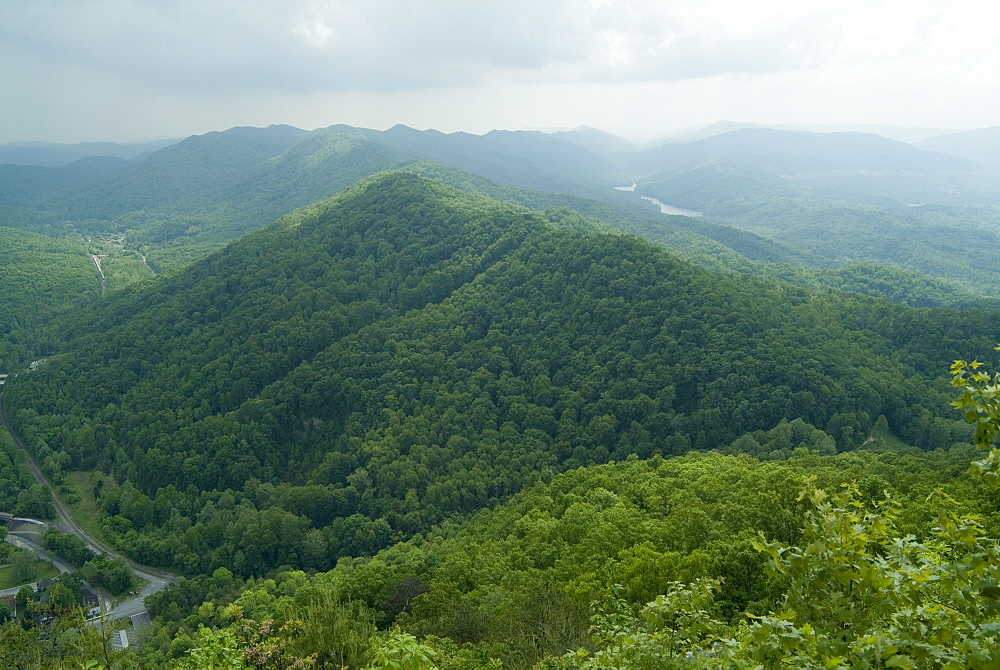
[
  {"x1": 0, "y1": 123, "x2": 617, "y2": 236},
  {"x1": 547, "y1": 127, "x2": 636, "y2": 156},
  {"x1": 4, "y1": 121, "x2": 998, "y2": 312},
  {"x1": 5, "y1": 122, "x2": 1000, "y2": 309},
  {"x1": 5, "y1": 173, "x2": 997, "y2": 587},
  {"x1": 625, "y1": 136, "x2": 1000, "y2": 298},
  {"x1": 0, "y1": 126, "x2": 999, "y2": 668}
]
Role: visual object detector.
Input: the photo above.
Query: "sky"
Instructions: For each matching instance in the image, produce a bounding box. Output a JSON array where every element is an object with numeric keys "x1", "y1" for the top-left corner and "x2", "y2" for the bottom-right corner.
[{"x1": 1, "y1": 0, "x2": 998, "y2": 143}]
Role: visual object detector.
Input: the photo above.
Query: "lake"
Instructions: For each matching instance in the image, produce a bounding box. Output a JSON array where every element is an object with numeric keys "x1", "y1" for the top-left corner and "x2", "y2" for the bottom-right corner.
[{"x1": 639, "y1": 195, "x2": 703, "y2": 217}]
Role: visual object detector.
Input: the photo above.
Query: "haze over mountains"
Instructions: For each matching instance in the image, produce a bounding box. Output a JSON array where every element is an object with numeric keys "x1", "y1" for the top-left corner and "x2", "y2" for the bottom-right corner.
[
  {"x1": 0, "y1": 138, "x2": 181, "y2": 167},
  {"x1": 3, "y1": 120, "x2": 1000, "y2": 298}
]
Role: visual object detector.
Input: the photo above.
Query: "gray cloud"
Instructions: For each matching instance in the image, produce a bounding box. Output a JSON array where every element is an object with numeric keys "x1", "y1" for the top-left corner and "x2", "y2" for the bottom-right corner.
[
  {"x1": 0, "y1": 0, "x2": 839, "y2": 95},
  {"x1": 2, "y1": 0, "x2": 996, "y2": 143}
]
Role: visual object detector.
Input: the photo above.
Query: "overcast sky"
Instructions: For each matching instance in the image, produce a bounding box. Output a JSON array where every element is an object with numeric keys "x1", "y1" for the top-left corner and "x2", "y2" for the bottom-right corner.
[{"x1": 1, "y1": 0, "x2": 997, "y2": 143}]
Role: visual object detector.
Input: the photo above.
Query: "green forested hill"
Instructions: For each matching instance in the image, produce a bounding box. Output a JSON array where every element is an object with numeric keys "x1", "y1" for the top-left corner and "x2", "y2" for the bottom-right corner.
[
  {"x1": 373, "y1": 162, "x2": 991, "y2": 309},
  {"x1": 0, "y1": 123, "x2": 614, "y2": 246},
  {"x1": 0, "y1": 226, "x2": 101, "y2": 371},
  {"x1": 632, "y1": 164, "x2": 1000, "y2": 298},
  {"x1": 5, "y1": 173, "x2": 997, "y2": 582}
]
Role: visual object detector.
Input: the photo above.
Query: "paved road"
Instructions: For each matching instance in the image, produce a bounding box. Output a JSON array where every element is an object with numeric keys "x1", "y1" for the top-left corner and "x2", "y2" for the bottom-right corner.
[{"x1": 0, "y1": 391, "x2": 175, "y2": 618}]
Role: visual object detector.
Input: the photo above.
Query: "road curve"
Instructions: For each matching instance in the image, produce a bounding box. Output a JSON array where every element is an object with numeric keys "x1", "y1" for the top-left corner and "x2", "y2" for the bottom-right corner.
[{"x1": 0, "y1": 391, "x2": 175, "y2": 611}]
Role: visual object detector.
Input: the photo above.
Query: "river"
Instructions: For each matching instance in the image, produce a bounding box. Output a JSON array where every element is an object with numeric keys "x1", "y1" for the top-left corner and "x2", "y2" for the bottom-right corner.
[
  {"x1": 639, "y1": 196, "x2": 703, "y2": 217},
  {"x1": 613, "y1": 184, "x2": 703, "y2": 217}
]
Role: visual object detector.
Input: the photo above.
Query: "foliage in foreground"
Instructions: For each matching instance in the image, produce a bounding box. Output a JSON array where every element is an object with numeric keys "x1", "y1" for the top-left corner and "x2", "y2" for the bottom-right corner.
[
  {"x1": 1, "y1": 354, "x2": 999, "y2": 668},
  {"x1": 556, "y1": 486, "x2": 1000, "y2": 669},
  {"x1": 139, "y1": 354, "x2": 1000, "y2": 668}
]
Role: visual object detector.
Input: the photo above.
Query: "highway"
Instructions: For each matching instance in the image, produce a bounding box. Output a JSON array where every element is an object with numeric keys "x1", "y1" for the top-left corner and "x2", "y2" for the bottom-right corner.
[{"x1": 0, "y1": 391, "x2": 175, "y2": 619}]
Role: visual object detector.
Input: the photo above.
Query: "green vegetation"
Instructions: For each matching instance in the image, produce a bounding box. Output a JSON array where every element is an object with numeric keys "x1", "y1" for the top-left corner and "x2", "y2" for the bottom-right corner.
[
  {"x1": 1, "y1": 173, "x2": 993, "y2": 589},
  {"x1": 0, "y1": 227, "x2": 101, "y2": 372},
  {"x1": 99, "y1": 251, "x2": 154, "y2": 292},
  {"x1": 637, "y1": 162, "x2": 1000, "y2": 299},
  {"x1": 1, "y1": 129, "x2": 1000, "y2": 667},
  {"x1": 42, "y1": 528, "x2": 137, "y2": 594},
  {"x1": 6, "y1": 123, "x2": 1000, "y2": 310},
  {"x1": 0, "y1": 425, "x2": 52, "y2": 519},
  {"x1": 112, "y1": 442, "x2": 996, "y2": 668},
  {"x1": 56, "y1": 471, "x2": 114, "y2": 546},
  {"x1": 729, "y1": 198, "x2": 1000, "y2": 297},
  {"x1": 0, "y1": 550, "x2": 59, "y2": 590}
]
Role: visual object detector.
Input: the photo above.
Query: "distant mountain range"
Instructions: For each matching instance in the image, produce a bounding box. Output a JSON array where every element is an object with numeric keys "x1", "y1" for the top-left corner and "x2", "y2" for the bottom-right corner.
[
  {"x1": 625, "y1": 128, "x2": 980, "y2": 176},
  {"x1": 916, "y1": 126, "x2": 1000, "y2": 167},
  {"x1": 660, "y1": 121, "x2": 962, "y2": 145},
  {"x1": 3, "y1": 121, "x2": 1000, "y2": 299},
  {"x1": 0, "y1": 138, "x2": 181, "y2": 166}
]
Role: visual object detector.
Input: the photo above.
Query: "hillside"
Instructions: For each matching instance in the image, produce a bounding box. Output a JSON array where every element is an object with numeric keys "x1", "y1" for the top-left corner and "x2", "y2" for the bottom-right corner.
[
  {"x1": 619, "y1": 138, "x2": 1000, "y2": 298},
  {"x1": 918, "y1": 126, "x2": 1000, "y2": 168},
  {"x1": 5, "y1": 172, "x2": 996, "y2": 582},
  {"x1": 139, "y1": 446, "x2": 994, "y2": 668},
  {"x1": 0, "y1": 226, "x2": 101, "y2": 371}
]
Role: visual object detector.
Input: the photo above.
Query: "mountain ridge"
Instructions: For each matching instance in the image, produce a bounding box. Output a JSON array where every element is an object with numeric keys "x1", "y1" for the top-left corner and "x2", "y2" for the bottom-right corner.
[{"x1": 6, "y1": 171, "x2": 995, "y2": 578}]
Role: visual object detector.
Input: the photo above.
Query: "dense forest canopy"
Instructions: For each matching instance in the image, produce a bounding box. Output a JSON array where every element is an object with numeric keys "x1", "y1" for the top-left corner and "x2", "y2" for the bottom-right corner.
[
  {"x1": 0, "y1": 124, "x2": 1000, "y2": 668},
  {"x1": 0, "y1": 227, "x2": 102, "y2": 372},
  {"x1": 4, "y1": 172, "x2": 997, "y2": 584}
]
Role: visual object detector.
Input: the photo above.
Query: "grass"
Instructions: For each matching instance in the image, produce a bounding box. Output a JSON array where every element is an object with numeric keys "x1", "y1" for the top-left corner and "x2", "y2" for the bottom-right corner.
[
  {"x1": 0, "y1": 554, "x2": 60, "y2": 589},
  {"x1": 859, "y1": 431, "x2": 923, "y2": 454},
  {"x1": 145, "y1": 241, "x2": 225, "y2": 273},
  {"x1": 101, "y1": 251, "x2": 155, "y2": 292},
  {"x1": 56, "y1": 471, "x2": 112, "y2": 546}
]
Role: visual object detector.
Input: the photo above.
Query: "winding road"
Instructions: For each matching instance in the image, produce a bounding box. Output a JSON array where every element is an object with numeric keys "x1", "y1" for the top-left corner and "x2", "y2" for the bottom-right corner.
[{"x1": 0, "y1": 391, "x2": 175, "y2": 619}]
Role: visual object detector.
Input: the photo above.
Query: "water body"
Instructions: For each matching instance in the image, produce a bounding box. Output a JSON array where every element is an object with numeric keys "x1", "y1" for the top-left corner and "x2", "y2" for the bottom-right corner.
[
  {"x1": 639, "y1": 195, "x2": 703, "y2": 217},
  {"x1": 613, "y1": 185, "x2": 703, "y2": 217}
]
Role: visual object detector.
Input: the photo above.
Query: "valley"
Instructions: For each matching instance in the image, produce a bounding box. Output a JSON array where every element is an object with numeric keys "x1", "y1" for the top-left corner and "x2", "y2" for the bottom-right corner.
[{"x1": 0, "y1": 390, "x2": 174, "y2": 624}]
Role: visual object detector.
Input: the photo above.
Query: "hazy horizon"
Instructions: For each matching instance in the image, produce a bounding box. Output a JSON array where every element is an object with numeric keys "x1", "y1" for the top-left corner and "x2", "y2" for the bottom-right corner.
[
  {"x1": 0, "y1": 119, "x2": 984, "y2": 149},
  {"x1": 2, "y1": 1, "x2": 998, "y2": 144}
]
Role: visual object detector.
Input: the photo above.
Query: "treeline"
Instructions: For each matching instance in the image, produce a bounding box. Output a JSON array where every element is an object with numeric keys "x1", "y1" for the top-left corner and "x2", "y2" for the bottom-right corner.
[
  {"x1": 1, "y1": 437, "x2": 994, "y2": 668},
  {"x1": 4, "y1": 173, "x2": 996, "y2": 581},
  {"x1": 0, "y1": 424, "x2": 51, "y2": 519}
]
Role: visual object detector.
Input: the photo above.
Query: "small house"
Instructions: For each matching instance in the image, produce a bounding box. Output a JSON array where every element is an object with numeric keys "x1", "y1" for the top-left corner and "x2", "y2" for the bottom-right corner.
[{"x1": 81, "y1": 585, "x2": 99, "y2": 608}]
